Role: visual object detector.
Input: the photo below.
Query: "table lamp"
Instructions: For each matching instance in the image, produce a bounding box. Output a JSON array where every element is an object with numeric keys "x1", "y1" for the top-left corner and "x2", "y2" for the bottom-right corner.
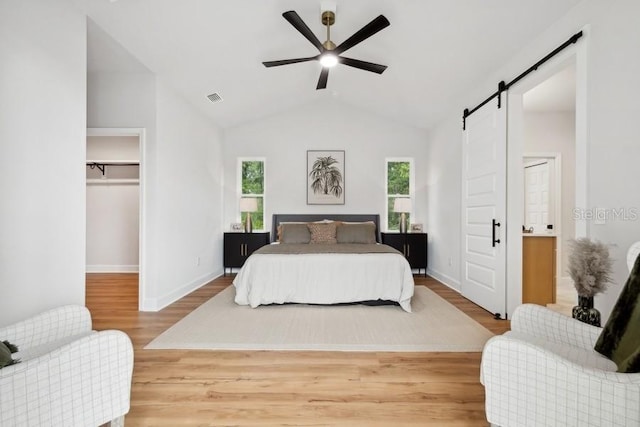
[
  {"x1": 393, "y1": 197, "x2": 411, "y2": 233},
  {"x1": 239, "y1": 197, "x2": 258, "y2": 233}
]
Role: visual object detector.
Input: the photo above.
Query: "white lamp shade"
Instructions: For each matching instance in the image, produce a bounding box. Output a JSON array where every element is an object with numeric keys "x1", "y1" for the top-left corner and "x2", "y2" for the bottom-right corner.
[
  {"x1": 393, "y1": 198, "x2": 411, "y2": 213},
  {"x1": 239, "y1": 197, "x2": 258, "y2": 212}
]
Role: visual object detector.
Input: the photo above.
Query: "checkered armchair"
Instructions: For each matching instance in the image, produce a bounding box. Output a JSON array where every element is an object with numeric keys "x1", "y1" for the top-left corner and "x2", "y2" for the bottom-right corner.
[
  {"x1": 0, "y1": 305, "x2": 134, "y2": 426},
  {"x1": 481, "y1": 304, "x2": 640, "y2": 426}
]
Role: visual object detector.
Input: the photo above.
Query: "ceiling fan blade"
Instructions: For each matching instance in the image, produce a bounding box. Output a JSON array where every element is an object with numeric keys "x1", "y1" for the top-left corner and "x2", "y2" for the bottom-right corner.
[
  {"x1": 316, "y1": 68, "x2": 329, "y2": 90},
  {"x1": 282, "y1": 11, "x2": 324, "y2": 53},
  {"x1": 338, "y1": 57, "x2": 388, "y2": 74},
  {"x1": 262, "y1": 56, "x2": 318, "y2": 67},
  {"x1": 334, "y1": 15, "x2": 390, "y2": 55}
]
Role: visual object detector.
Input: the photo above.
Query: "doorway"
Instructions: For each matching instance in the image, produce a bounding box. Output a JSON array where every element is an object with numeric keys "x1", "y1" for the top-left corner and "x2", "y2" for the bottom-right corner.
[
  {"x1": 520, "y1": 62, "x2": 577, "y2": 314},
  {"x1": 86, "y1": 128, "x2": 146, "y2": 309},
  {"x1": 505, "y1": 28, "x2": 588, "y2": 316}
]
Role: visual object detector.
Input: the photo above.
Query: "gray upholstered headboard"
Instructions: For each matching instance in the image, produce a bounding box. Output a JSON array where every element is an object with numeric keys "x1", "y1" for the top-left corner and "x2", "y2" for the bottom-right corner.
[{"x1": 271, "y1": 214, "x2": 381, "y2": 243}]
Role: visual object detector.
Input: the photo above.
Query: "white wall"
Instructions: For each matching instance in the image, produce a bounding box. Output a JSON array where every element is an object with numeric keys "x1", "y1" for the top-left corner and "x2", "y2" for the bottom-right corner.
[
  {"x1": 523, "y1": 111, "x2": 576, "y2": 276},
  {"x1": 87, "y1": 135, "x2": 140, "y2": 161},
  {"x1": 86, "y1": 184, "x2": 139, "y2": 271},
  {"x1": 425, "y1": 115, "x2": 462, "y2": 290},
  {"x1": 0, "y1": 0, "x2": 87, "y2": 325},
  {"x1": 88, "y1": 70, "x2": 224, "y2": 310},
  {"x1": 427, "y1": 0, "x2": 640, "y2": 320},
  {"x1": 223, "y1": 99, "x2": 429, "y2": 234},
  {"x1": 151, "y1": 80, "x2": 224, "y2": 309}
]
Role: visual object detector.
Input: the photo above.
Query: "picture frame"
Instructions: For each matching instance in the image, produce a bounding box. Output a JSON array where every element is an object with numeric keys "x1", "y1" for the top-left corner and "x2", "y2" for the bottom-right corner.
[
  {"x1": 307, "y1": 150, "x2": 345, "y2": 205},
  {"x1": 230, "y1": 222, "x2": 244, "y2": 232},
  {"x1": 410, "y1": 223, "x2": 423, "y2": 232}
]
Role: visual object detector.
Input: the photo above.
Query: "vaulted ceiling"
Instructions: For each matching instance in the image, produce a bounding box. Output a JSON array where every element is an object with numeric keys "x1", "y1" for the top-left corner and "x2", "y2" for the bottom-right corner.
[{"x1": 76, "y1": 0, "x2": 583, "y2": 130}]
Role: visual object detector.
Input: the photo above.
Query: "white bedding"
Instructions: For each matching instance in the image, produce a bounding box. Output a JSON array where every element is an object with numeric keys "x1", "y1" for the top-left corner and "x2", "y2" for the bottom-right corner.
[{"x1": 233, "y1": 251, "x2": 415, "y2": 312}]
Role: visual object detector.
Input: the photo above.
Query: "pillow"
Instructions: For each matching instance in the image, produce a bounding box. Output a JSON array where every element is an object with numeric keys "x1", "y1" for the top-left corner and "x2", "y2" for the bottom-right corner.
[
  {"x1": 0, "y1": 340, "x2": 20, "y2": 369},
  {"x1": 280, "y1": 223, "x2": 311, "y2": 244},
  {"x1": 307, "y1": 222, "x2": 337, "y2": 244},
  {"x1": 594, "y1": 253, "x2": 640, "y2": 373},
  {"x1": 336, "y1": 222, "x2": 376, "y2": 244},
  {"x1": 277, "y1": 222, "x2": 306, "y2": 242}
]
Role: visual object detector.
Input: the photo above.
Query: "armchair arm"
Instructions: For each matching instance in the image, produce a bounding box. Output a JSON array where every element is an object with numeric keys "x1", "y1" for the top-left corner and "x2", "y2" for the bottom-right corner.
[
  {"x1": 0, "y1": 305, "x2": 92, "y2": 350},
  {"x1": 510, "y1": 303, "x2": 602, "y2": 350},
  {"x1": 481, "y1": 335, "x2": 640, "y2": 427},
  {"x1": 0, "y1": 330, "x2": 133, "y2": 427}
]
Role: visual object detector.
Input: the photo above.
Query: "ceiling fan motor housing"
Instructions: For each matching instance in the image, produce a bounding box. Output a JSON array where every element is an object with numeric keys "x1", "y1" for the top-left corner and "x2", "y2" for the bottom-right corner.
[{"x1": 321, "y1": 11, "x2": 335, "y2": 26}]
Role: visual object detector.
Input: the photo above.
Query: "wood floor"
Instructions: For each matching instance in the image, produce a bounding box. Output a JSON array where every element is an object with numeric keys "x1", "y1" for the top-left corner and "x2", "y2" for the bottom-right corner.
[{"x1": 86, "y1": 274, "x2": 510, "y2": 426}]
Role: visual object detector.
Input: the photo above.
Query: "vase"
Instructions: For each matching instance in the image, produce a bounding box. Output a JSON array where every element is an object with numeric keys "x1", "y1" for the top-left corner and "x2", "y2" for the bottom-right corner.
[{"x1": 572, "y1": 295, "x2": 601, "y2": 327}]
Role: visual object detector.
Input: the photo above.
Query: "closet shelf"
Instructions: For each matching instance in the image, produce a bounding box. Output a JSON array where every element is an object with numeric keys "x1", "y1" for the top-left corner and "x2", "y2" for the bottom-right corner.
[
  {"x1": 86, "y1": 160, "x2": 139, "y2": 164},
  {"x1": 87, "y1": 178, "x2": 139, "y2": 185}
]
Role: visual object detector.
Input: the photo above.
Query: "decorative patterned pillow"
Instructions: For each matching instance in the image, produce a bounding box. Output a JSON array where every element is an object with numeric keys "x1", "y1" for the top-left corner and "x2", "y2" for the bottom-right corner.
[{"x1": 307, "y1": 222, "x2": 337, "y2": 244}]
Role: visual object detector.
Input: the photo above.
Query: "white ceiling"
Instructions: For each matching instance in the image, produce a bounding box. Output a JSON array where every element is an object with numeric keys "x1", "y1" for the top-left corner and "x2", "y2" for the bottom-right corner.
[{"x1": 76, "y1": 0, "x2": 583, "y2": 130}]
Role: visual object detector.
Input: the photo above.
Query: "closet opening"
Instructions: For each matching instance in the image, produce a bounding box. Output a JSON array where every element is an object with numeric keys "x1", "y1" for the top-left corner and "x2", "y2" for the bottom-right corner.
[{"x1": 86, "y1": 128, "x2": 146, "y2": 309}]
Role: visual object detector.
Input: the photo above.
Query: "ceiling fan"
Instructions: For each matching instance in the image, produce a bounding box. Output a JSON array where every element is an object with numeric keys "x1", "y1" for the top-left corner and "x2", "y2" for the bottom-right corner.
[{"x1": 262, "y1": 9, "x2": 390, "y2": 90}]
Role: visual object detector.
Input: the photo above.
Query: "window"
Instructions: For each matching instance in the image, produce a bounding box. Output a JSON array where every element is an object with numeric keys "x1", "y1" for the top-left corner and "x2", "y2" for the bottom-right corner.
[
  {"x1": 239, "y1": 158, "x2": 265, "y2": 231},
  {"x1": 386, "y1": 158, "x2": 414, "y2": 230}
]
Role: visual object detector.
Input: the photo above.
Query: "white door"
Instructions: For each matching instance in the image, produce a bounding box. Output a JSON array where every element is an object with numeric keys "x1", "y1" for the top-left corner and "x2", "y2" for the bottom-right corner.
[
  {"x1": 524, "y1": 161, "x2": 550, "y2": 232},
  {"x1": 461, "y1": 99, "x2": 507, "y2": 318}
]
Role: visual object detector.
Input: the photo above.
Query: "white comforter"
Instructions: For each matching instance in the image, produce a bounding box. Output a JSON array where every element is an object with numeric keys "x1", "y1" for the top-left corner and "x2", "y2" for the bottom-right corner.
[{"x1": 233, "y1": 251, "x2": 415, "y2": 312}]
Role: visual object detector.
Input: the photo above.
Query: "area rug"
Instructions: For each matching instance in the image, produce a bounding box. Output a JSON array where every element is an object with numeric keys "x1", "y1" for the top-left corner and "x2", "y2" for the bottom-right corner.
[{"x1": 145, "y1": 286, "x2": 494, "y2": 352}]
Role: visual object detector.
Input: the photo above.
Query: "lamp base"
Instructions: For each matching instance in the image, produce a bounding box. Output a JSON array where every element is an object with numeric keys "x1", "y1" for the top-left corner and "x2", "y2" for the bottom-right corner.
[
  {"x1": 244, "y1": 213, "x2": 253, "y2": 233},
  {"x1": 399, "y1": 212, "x2": 407, "y2": 233}
]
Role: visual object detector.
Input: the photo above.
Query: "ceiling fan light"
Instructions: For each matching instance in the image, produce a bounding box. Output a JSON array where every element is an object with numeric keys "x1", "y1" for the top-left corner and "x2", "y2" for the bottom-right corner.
[{"x1": 320, "y1": 53, "x2": 338, "y2": 68}]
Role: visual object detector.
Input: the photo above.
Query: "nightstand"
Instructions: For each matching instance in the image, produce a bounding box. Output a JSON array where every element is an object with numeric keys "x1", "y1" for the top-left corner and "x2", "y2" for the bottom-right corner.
[
  {"x1": 381, "y1": 232, "x2": 428, "y2": 276},
  {"x1": 223, "y1": 232, "x2": 270, "y2": 276}
]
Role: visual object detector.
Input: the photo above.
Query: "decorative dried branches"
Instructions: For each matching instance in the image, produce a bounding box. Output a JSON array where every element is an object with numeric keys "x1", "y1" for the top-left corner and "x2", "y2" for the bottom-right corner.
[{"x1": 567, "y1": 237, "x2": 614, "y2": 297}]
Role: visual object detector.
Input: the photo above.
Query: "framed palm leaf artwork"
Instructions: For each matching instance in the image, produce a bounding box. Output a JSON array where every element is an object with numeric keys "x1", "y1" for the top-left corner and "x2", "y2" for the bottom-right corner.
[{"x1": 307, "y1": 150, "x2": 345, "y2": 205}]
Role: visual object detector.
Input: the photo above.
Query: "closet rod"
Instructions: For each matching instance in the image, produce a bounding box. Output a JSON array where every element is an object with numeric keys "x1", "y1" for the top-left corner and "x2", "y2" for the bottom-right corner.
[
  {"x1": 462, "y1": 30, "x2": 583, "y2": 130},
  {"x1": 87, "y1": 162, "x2": 139, "y2": 176}
]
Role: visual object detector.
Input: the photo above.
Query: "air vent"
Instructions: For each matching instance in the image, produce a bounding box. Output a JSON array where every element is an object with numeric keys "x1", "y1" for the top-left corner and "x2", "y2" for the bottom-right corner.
[{"x1": 207, "y1": 92, "x2": 223, "y2": 103}]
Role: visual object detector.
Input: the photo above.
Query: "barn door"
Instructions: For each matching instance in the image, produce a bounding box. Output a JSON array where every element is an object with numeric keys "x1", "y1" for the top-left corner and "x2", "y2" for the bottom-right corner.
[{"x1": 461, "y1": 98, "x2": 507, "y2": 318}]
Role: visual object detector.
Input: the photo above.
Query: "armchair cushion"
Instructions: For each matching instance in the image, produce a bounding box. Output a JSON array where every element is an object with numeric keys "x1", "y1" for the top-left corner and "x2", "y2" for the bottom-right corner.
[{"x1": 595, "y1": 253, "x2": 640, "y2": 373}]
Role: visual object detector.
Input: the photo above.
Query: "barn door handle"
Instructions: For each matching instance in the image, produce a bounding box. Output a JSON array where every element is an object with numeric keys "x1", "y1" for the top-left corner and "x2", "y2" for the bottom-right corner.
[{"x1": 492, "y1": 219, "x2": 501, "y2": 247}]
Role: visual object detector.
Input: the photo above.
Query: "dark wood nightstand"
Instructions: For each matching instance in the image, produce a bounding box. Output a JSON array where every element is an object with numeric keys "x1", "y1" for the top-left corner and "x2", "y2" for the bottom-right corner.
[
  {"x1": 381, "y1": 232, "x2": 428, "y2": 276},
  {"x1": 223, "y1": 232, "x2": 270, "y2": 276}
]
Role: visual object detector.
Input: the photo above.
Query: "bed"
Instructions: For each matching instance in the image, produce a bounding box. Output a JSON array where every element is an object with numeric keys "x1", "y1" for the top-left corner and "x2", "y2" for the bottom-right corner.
[{"x1": 232, "y1": 214, "x2": 415, "y2": 312}]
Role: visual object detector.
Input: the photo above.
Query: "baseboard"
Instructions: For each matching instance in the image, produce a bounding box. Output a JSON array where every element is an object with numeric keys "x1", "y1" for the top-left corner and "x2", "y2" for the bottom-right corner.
[
  {"x1": 141, "y1": 269, "x2": 224, "y2": 311},
  {"x1": 427, "y1": 268, "x2": 461, "y2": 292},
  {"x1": 86, "y1": 265, "x2": 139, "y2": 273}
]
